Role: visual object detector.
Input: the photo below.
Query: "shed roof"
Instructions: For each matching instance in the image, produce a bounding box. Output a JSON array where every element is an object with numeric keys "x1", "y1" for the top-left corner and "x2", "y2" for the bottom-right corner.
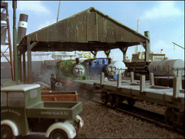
[{"x1": 18, "y1": 7, "x2": 149, "y2": 54}]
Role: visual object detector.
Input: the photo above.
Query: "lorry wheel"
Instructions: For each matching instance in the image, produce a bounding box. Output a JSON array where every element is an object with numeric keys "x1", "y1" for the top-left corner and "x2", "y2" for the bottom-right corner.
[
  {"x1": 49, "y1": 129, "x2": 68, "y2": 139},
  {"x1": 1, "y1": 125, "x2": 15, "y2": 139}
]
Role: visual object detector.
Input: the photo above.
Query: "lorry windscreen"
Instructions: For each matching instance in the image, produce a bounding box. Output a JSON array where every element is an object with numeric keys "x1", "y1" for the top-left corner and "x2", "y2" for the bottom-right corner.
[
  {"x1": 1, "y1": 92, "x2": 7, "y2": 107},
  {"x1": 8, "y1": 92, "x2": 25, "y2": 107}
]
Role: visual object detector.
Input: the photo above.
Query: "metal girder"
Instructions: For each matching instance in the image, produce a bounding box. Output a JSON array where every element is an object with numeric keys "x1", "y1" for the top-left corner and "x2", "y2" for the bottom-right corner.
[{"x1": 1, "y1": 2, "x2": 14, "y2": 80}]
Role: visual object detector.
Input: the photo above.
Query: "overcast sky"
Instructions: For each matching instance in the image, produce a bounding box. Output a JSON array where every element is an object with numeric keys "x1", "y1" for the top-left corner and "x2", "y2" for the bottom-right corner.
[{"x1": 5, "y1": 1, "x2": 184, "y2": 61}]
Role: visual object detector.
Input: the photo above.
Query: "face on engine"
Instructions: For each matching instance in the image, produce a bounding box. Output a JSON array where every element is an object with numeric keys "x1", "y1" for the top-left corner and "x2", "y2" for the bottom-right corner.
[
  {"x1": 106, "y1": 64, "x2": 117, "y2": 76},
  {"x1": 73, "y1": 64, "x2": 85, "y2": 77}
]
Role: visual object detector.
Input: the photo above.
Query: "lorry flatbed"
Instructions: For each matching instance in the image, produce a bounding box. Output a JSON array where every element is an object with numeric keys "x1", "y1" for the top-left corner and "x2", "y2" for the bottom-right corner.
[
  {"x1": 41, "y1": 90, "x2": 78, "y2": 101},
  {"x1": 26, "y1": 101, "x2": 82, "y2": 120}
]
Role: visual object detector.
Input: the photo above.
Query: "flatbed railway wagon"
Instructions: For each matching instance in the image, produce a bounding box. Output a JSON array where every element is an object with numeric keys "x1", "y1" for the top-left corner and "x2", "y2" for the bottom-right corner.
[
  {"x1": 1, "y1": 83, "x2": 84, "y2": 139},
  {"x1": 93, "y1": 72, "x2": 184, "y2": 128}
]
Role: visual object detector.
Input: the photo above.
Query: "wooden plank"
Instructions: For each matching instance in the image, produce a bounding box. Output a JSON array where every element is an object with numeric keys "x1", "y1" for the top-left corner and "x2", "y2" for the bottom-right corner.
[
  {"x1": 68, "y1": 17, "x2": 76, "y2": 42},
  {"x1": 41, "y1": 95, "x2": 78, "y2": 102},
  {"x1": 87, "y1": 12, "x2": 98, "y2": 41},
  {"x1": 106, "y1": 19, "x2": 115, "y2": 43},
  {"x1": 76, "y1": 13, "x2": 87, "y2": 42},
  {"x1": 98, "y1": 15, "x2": 107, "y2": 42}
]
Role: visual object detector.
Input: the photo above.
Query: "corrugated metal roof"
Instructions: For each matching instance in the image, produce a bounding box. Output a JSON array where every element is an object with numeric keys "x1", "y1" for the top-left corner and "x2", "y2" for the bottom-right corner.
[{"x1": 18, "y1": 7, "x2": 149, "y2": 53}]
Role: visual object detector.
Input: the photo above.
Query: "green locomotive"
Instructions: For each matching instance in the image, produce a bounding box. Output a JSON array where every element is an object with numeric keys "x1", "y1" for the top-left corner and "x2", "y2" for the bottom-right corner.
[{"x1": 55, "y1": 58, "x2": 90, "y2": 87}]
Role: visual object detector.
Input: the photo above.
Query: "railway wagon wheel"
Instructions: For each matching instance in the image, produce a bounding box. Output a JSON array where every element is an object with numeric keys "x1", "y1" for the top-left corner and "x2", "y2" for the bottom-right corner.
[
  {"x1": 165, "y1": 108, "x2": 175, "y2": 127},
  {"x1": 110, "y1": 95, "x2": 121, "y2": 108},
  {"x1": 127, "y1": 98, "x2": 135, "y2": 106},
  {"x1": 100, "y1": 92, "x2": 108, "y2": 105},
  {"x1": 1, "y1": 125, "x2": 15, "y2": 139},
  {"x1": 49, "y1": 129, "x2": 68, "y2": 139},
  {"x1": 119, "y1": 96, "x2": 125, "y2": 103},
  {"x1": 109, "y1": 95, "x2": 116, "y2": 108}
]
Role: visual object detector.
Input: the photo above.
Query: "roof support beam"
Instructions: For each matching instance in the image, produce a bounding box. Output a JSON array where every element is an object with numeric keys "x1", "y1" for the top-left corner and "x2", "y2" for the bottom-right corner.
[
  {"x1": 30, "y1": 41, "x2": 38, "y2": 50},
  {"x1": 91, "y1": 50, "x2": 97, "y2": 58},
  {"x1": 119, "y1": 47, "x2": 128, "y2": 62},
  {"x1": 104, "y1": 49, "x2": 110, "y2": 58}
]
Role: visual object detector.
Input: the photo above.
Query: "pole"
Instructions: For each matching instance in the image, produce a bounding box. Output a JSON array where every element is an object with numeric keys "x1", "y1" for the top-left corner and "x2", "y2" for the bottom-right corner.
[
  {"x1": 12, "y1": 0, "x2": 18, "y2": 84},
  {"x1": 135, "y1": 19, "x2": 139, "y2": 54},
  {"x1": 172, "y1": 42, "x2": 184, "y2": 49},
  {"x1": 17, "y1": 14, "x2": 28, "y2": 82},
  {"x1": 56, "y1": 1, "x2": 61, "y2": 22}
]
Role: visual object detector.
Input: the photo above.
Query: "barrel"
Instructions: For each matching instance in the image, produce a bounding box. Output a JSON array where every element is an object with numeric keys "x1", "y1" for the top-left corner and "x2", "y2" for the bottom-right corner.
[{"x1": 148, "y1": 59, "x2": 184, "y2": 76}]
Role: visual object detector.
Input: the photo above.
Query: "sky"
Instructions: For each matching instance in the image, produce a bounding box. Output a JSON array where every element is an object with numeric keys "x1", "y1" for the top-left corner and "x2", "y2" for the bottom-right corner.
[{"x1": 3, "y1": 1, "x2": 185, "y2": 61}]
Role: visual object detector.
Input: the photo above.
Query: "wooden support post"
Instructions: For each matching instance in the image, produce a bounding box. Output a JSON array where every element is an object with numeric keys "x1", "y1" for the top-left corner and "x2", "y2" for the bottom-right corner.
[
  {"x1": 177, "y1": 70, "x2": 182, "y2": 90},
  {"x1": 140, "y1": 75, "x2": 145, "y2": 92},
  {"x1": 149, "y1": 72, "x2": 154, "y2": 86},
  {"x1": 145, "y1": 39, "x2": 150, "y2": 62},
  {"x1": 100, "y1": 72, "x2": 104, "y2": 85},
  {"x1": 18, "y1": 52, "x2": 22, "y2": 83},
  {"x1": 27, "y1": 36, "x2": 32, "y2": 84},
  {"x1": 173, "y1": 76, "x2": 180, "y2": 98},
  {"x1": 144, "y1": 31, "x2": 150, "y2": 62},
  {"x1": 23, "y1": 53, "x2": 26, "y2": 83},
  {"x1": 130, "y1": 72, "x2": 134, "y2": 83},
  {"x1": 117, "y1": 71, "x2": 121, "y2": 88}
]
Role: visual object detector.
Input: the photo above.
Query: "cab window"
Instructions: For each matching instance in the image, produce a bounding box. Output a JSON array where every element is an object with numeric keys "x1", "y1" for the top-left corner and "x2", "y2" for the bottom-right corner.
[
  {"x1": 1, "y1": 92, "x2": 7, "y2": 107},
  {"x1": 8, "y1": 92, "x2": 25, "y2": 107},
  {"x1": 30, "y1": 89, "x2": 38, "y2": 99}
]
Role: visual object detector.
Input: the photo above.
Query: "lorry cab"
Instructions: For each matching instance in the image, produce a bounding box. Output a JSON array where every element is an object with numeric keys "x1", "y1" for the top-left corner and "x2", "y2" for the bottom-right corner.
[
  {"x1": 1, "y1": 84, "x2": 84, "y2": 139},
  {"x1": 1, "y1": 84, "x2": 41, "y2": 137}
]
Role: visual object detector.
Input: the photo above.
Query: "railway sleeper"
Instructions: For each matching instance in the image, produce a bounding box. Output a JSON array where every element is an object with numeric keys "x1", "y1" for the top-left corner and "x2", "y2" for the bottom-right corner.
[{"x1": 165, "y1": 108, "x2": 185, "y2": 129}]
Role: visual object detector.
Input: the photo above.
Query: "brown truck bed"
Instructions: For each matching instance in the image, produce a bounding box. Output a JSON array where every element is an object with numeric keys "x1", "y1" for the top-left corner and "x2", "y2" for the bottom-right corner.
[{"x1": 41, "y1": 90, "x2": 78, "y2": 101}]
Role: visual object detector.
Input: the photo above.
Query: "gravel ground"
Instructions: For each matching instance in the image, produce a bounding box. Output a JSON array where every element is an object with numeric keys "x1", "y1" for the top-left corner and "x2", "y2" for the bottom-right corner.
[{"x1": 75, "y1": 95, "x2": 184, "y2": 138}]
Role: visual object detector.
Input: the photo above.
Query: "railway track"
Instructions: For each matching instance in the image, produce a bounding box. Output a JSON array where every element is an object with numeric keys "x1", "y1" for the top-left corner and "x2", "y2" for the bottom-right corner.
[
  {"x1": 89, "y1": 96, "x2": 185, "y2": 136},
  {"x1": 118, "y1": 103, "x2": 184, "y2": 135}
]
